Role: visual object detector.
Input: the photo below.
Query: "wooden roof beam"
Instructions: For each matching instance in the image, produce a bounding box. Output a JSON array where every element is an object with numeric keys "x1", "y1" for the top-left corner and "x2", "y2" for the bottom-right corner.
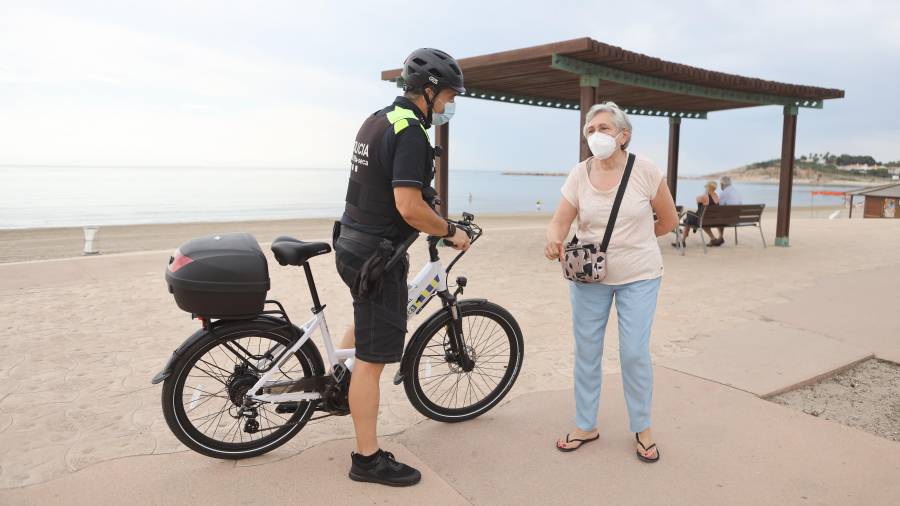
[
  {"x1": 453, "y1": 86, "x2": 707, "y2": 118},
  {"x1": 551, "y1": 54, "x2": 826, "y2": 110}
]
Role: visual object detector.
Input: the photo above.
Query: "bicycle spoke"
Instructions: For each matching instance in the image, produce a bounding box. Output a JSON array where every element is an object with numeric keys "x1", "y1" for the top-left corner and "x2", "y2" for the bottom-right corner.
[
  {"x1": 476, "y1": 338, "x2": 509, "y2": 360},
  {"x1": 468, "y1": 372, "x2": 490, "y2": 399},
  {"x1": 434, "y1": 373, "x2": 465, "y2": 407},
  {"x1": 472, "y1": 325, "x2": 506, "y2": 351},
  {"x1": 183, "y1": 384, "x2": 227, "y2": 396},
  {"x1": 185, "y1": 389, "x2": 229, "y2": 414},
  {"x1": 223, "y1": 415, "x2": 241, "y2": 443},
  {"x1": 207, "y1": 350, "x2": 230, "y2": 379},
  {"x1": 191, "y1": 404, "x2": 229, "y2": 425},
  {"x1": 470, "y1": 366, "x2": 505, "y2": 381},
  {"x1": 197, "y1": 358, "x2": 231, "y2": 379},
  {"x1": 258, "y1": 406, "x2": 280, "y2": 432},
  {"x1": 470, "y1": 317, "x2": 493, "y2": 349},
  {"x1": 174, "y1": 329, "x2": 318, "y2": 452},
  {"x1": 191, "y1": 364, "x2": 229, "y2": 386},
  {"x1": 199, "y1": 403, "x2": 231, "y2": 436},
  {"x1": 423, "y1": 370, "x2": 456, "y2": 397},
  {"x1": 411, "y1": 308, "x2": 521, "y2": 413}
]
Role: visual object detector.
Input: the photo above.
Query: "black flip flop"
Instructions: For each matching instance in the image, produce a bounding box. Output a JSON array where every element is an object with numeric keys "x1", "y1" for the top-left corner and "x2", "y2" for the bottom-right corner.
[
  {"x1": 556, "y1": 432, "x2": 599, "y2": 453},
  {"x1": 635, "y1": 433, "x2": 660, "y2": 463}
]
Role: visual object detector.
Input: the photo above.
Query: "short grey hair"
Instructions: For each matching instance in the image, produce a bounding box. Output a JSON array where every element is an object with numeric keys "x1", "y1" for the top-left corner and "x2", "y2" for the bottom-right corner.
[
  {"x1": 582, "y1": 101, "x2": 632, "y2": 149},
  {"x1": 720, "y1": 175, "x2": 732, "y2": 188}
]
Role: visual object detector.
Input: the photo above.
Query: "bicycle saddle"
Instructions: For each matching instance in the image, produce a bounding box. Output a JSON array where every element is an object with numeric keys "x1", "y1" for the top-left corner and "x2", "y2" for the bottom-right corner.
[{"x1": 271, "y1": 236, "x2": 332, "y2": 266}]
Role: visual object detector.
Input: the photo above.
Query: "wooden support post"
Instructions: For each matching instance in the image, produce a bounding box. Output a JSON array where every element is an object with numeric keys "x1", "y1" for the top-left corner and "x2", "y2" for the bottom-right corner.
[
  {"x1": 434, "y1": 123, "x2": 449, "y2": 218},
  {"x1": 579, "y1": 82, "x2": 597, "y2": 162},
  {"x1": 776, "y1": 105, "x2": 798, "y2": 246},
  {"x1": 667, "y1": 117, "x2": 681, "y2": 202}
]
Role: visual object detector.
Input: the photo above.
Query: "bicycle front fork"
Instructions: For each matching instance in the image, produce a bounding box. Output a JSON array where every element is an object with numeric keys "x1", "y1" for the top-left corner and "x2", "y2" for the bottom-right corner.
[{"x1": 442, "y1": 277, "x2": 475, "y2": 372}]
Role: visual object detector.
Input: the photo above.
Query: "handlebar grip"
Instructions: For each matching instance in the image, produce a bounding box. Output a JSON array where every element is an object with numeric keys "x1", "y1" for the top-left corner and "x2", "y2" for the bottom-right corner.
[{"x1": 450, "y1": 222, "x2": 475, "y2": 239}]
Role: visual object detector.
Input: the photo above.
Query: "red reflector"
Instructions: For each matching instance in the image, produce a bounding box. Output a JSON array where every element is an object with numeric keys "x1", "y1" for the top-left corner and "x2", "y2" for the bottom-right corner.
[{"x1": 169, "y1": 249, "x2": 194, "y2": 272}]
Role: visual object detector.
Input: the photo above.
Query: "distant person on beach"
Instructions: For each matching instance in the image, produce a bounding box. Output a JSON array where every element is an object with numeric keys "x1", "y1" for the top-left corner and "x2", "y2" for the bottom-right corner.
[
  {"x1": 675, "y1": 180, "x2": 720, "y2": 247},
  {"x1": 544, "y1": 101, "x2": 678, "y2": 462},
  {"x1": 708, "y1": 175, "x2": 744, "y2": 244},
  {"x1": 334, "y1": 48, "x2": 469, "y2": 487},
  {"x1": 718, "y1": 175, "x2": 742, "y2": 206}
]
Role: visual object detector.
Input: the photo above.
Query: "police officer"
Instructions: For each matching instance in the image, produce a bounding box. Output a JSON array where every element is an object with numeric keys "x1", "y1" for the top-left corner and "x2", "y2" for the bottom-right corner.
[{"x1": 333, "y1": 48, "x2": 470, "y2": 486}]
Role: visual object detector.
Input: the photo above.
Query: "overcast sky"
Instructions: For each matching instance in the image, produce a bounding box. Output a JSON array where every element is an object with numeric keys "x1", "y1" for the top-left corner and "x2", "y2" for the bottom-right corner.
[{"x1": 1, "y1": 0, "x2": 897, "y2": 174}]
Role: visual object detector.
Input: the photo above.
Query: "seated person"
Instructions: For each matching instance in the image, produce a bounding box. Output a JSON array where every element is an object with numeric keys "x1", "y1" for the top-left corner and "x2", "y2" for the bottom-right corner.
[
  {"x1": 674, "y1": 181, "x2": 719, "y2": 247},
  {"x1": 707, "y1": 175, "x2": 744, "y2": 246}
]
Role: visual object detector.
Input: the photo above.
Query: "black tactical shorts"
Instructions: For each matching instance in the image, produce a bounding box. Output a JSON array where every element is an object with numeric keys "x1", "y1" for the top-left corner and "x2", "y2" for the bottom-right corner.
[{"x1": 334, "y1": 233, "x2": 409, "y2": 364}]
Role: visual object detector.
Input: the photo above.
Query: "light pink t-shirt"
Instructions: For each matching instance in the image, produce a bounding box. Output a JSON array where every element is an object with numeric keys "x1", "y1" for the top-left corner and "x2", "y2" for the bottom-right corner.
[{"x1": 560, "y1": 153, "x2": 665, "y2": 285}]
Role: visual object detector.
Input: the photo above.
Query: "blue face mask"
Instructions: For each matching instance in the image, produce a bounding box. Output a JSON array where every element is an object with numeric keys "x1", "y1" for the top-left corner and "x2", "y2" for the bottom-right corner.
[{"x1": 432, "y1": 101, "x2": 455, "y2": 126}]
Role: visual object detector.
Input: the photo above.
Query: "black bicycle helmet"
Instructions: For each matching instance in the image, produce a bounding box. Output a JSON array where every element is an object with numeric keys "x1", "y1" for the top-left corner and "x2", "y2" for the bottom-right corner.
[{"x1": 401, "y1": 48, "x2": 466, "y2": 94}]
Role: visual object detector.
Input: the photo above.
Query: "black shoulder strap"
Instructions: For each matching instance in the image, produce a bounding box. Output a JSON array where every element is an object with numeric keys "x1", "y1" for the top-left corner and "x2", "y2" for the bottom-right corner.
[
  {"x1": 599, "y1": 153, "x2": 636, "y2": 253},
  {"x1": 570, "y1": 157, "x2": 596, "y2": 246}
]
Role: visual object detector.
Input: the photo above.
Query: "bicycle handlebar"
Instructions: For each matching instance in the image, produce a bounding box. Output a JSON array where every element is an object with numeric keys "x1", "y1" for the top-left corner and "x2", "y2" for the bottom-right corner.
[
  {"x1": 384, "y1": 213, "x2": 482, "y2": 273},
  {"x1": 439, "y1": 221, "x2": 478, "y2": 247}
]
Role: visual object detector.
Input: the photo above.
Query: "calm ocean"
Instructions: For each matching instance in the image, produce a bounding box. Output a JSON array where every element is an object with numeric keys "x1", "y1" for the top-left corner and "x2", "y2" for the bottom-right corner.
[{"x1": 0, "y1": 166, "x2": 858, "y2": 229}]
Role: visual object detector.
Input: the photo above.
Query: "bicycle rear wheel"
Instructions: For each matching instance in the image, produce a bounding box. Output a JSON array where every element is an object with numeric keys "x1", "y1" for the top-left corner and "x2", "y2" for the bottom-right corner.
[
  {"x1": 403, "y1": 300, "x2": 523, "y2": 423},
  {"x1": 161, "y1": 318, "x2": 324, "y2": 459}
]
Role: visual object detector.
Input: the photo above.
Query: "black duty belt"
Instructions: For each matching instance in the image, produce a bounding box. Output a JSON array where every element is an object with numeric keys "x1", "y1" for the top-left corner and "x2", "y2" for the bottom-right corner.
[{"x1": 338, "y1": 224, "x2": 392, "y2": 249}]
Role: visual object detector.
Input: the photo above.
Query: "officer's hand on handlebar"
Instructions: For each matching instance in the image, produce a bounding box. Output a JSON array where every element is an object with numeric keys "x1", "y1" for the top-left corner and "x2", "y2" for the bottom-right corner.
[{"x1": 446, "y1": 227, "x2": 471, "y2": 251}]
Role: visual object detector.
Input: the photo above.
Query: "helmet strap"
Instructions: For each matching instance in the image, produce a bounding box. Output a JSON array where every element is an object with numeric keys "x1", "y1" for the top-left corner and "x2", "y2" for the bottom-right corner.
[{"x1": 423, "y1": 86, "x2": 440, "y2": 128}]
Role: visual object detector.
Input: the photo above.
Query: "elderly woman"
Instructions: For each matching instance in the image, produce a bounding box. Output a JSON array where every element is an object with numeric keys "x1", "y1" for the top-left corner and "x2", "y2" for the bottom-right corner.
[
  {"x1": 676, "y1": 181, "x2": 720, "y2": 247},
  {"x1": 545, "y1": 102, "x2": 677, "y2": 462}
]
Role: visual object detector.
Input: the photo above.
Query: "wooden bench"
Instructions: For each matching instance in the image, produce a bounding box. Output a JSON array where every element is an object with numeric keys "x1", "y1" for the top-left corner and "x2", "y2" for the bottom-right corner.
[{"x1": 684, "y1": 204, "x2": 767, "y2": 254}]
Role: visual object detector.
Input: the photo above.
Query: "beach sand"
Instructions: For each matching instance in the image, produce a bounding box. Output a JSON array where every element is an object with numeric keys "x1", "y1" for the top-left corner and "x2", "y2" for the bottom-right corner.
[
  {"x1": 0, "y1": 209, "x2": 897, "y2": 494},
  {"x1": 771, "y1": 358, "x2": 900, "y2": 441}
]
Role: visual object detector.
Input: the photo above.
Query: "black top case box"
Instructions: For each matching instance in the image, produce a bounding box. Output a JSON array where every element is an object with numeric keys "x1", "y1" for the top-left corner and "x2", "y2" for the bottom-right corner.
[{"x1": 165, "y1": 233, "x2": 270, "y2": 319}]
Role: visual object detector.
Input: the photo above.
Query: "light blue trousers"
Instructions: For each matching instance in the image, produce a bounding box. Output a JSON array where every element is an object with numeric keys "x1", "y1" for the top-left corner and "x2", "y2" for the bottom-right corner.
[{"x1": 569, "y1": 277, "x2": 661, "y2": 433}]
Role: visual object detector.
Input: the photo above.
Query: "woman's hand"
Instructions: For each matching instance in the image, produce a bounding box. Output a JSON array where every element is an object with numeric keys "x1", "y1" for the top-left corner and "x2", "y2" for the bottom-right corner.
[
  {"x1": 545, "y1": 240, "x2": 564, "y2": 260},
  {"x1": 546, "y1": 198, "x2": 577, "y2": 261},
  {"x1": 651, "y1": 180, "x2": 678, "y2": 237}
]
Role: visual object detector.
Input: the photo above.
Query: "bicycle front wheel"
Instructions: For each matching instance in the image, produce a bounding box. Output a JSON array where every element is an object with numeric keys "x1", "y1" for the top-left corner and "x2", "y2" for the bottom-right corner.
[{"x1": 403, "y1": 300, "x2": 524, "y2": 423}]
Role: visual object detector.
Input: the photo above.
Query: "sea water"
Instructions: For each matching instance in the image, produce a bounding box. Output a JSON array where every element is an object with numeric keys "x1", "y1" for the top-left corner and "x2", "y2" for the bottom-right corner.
[{"x1": 0, "y1": 166, "x2": 858, "y2": 229}]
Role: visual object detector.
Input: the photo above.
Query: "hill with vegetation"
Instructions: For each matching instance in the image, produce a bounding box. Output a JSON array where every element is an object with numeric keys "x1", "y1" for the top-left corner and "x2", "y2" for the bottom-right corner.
[{"x1": 705, "y1": 153, "x2": 900, "y2": 185}]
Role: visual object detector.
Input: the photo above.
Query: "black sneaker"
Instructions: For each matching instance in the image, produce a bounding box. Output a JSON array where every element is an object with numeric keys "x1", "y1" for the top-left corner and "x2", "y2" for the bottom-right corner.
[{"x1": 349, "y1": 449, "x2": 422, "y2": 487}]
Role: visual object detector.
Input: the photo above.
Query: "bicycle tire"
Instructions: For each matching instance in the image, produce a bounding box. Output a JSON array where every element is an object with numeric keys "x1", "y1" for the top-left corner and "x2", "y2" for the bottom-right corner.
[
  {"x1": 403, "y1": 300, "x2": 523, "y2": 423},
  {"x1": 161, "y1": 318, "x2": 324, "y2": 459}
]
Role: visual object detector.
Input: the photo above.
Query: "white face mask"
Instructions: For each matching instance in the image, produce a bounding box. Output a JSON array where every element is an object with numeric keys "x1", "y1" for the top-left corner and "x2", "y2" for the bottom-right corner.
[
  {"x1": 432, "y1": 101, "x2": 455, "y2": 126},
  {"x1": 588, "y1": 131, "x2": 622, "y2": 159}
]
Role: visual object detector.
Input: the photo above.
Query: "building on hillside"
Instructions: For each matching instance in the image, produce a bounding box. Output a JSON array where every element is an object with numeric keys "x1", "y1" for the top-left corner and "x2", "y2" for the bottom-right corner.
[
  {"x1": 841, "y1": 163, "x2": 893, "y2": 172},
  {"x1": 846, "y1": 183, "x2": 900, "y2": 218}
]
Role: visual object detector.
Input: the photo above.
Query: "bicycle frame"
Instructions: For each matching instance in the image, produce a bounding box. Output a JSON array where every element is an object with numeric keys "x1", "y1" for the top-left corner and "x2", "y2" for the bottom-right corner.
[
  {"x1": 246, "y1": 307, "x2": 342, "y2": 404},
  {"x1": 244, "y1": 245, "x2": 458, "y2": 406}
]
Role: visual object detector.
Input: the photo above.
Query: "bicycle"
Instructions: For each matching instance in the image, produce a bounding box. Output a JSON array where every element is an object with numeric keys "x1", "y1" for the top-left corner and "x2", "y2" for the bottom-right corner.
[{"x1": 151, "y1": 212, "x2": 524, "y2": 459}]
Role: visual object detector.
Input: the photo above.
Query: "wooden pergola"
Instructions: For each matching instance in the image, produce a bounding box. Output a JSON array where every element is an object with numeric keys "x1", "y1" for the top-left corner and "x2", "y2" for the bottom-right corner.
[{"x1": 382, "y1": 37, "x2": 844, "y2": 246}]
